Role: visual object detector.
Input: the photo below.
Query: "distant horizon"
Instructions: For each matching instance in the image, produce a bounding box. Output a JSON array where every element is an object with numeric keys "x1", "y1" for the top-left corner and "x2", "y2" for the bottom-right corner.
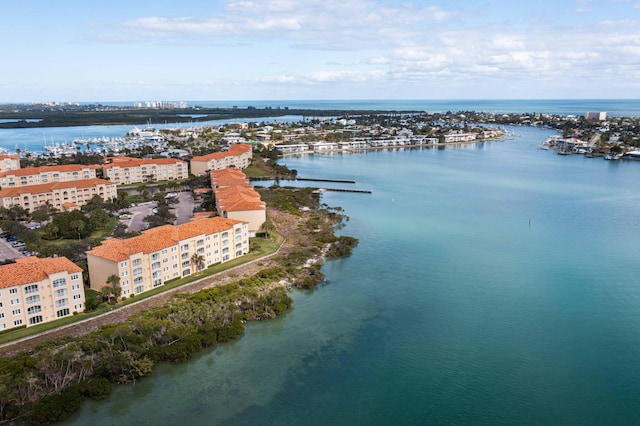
[{"x1": 3, "y1": 97, "x2": 640, "y2": 105}]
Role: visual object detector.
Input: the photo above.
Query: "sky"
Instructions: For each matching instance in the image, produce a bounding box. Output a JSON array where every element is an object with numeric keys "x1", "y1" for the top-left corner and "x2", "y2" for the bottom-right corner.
[{"x1": 1, "y1": 0, "x2": 640, "y2": 102}]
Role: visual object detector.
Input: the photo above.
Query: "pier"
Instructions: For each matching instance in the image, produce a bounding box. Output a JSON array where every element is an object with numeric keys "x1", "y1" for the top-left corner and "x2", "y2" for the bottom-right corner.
[
  {"x1": 320, "y1": 188, "x2": 372, "y2": 194},
  {"x1": 297, "y1": 177, "x2": 356, "y2": 184}
]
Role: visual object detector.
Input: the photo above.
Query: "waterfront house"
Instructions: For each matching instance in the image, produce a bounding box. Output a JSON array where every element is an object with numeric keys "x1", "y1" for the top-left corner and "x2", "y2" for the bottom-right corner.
[
  {"x1": 87, "y1": 217, "x2": 249, "y2": 297},
  {"x1": 0, "y1": 256, "x2": 85, "y2": 330}
]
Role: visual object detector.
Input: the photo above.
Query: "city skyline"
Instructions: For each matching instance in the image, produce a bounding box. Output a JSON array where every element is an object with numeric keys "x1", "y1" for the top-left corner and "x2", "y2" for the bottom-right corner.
[{"x1": 2, "y1": 0, "x2": 640, "y2": 102}]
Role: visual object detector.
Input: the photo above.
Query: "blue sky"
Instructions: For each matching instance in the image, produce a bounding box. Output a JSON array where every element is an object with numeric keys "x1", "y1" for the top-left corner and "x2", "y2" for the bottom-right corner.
[{"x1": 1, "y1": 0, "x2": 639, "y2": 102}]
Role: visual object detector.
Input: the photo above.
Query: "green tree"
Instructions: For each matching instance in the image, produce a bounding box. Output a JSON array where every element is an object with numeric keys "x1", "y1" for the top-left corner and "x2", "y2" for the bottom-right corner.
[
  {"x1": 70, "y1": 220, "x2": 85, "y2": 240},
  {"x1": 106, "y1": 274, "x2": 121, "y2": 303},
  {"x1": 190, "y1": 253, "x2": 205, "y2": 273}
]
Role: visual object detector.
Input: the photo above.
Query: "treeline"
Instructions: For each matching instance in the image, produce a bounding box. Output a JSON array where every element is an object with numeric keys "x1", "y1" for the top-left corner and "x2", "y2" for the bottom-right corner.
[
  {"x1": 0, "y1": 270, "x2": 292, "y2": 425},
  {"x1": 0, "y1": 108, "x2": 415, "y2": 129}
]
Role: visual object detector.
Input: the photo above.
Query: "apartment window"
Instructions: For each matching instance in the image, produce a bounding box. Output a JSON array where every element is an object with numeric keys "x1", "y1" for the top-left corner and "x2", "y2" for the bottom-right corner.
[
  {"x1": 0, "y1": 324, "x2": 5, "y2": 330},
  {"x1": 181, "y1": 261, "x2": 190, "y2": 268},
  {"x1": 222, "y1": 248, "x2": 229, "y2": 254},
  {"x1": 72, "y1": 284, "x2": 81, "y2": 290},
  {"x1": 181, "y1": 244, "x2": 189, "y2": 251},
  {"x1": 24, "y1": 284, "x2": 39, "y2": 294},
  {"x1": 11, "y1": 309, "x2": 21, "y2": 316},
  {"x1": 181, "y1": 253, "x2": 189, "y2": 260},
  {"x1": 151, "y1": 253, "x2": 159, "y2": 261},
  {"x1": 197, "y1": 248, "x2": 204, "y2": 254},
  {"x1": 162, "y1": 249, "x2": 168, "y2": 255},
  {"x1": 171, "y1": 255, "x2": 178, "y2": 260},
  {"x1": 171, "y1": 247, "x2": 176, "y2": 252},
  {"x1": 56, "y1": 309, "x2": 70, "y2": 318},
  {"x1": 134, "y1": 277, "x2": 143, "y2": 285},
  {"x1": 123, "y1": 289, "x2": 130, "y2": 296},
  {"x1": 236, "y1": 250, "x2": 243, "y2": 257},
  {"x1": 163, "y1": 258, "x2": 168, "y2": 263},
  {"x1": 73, "y1": 294, "x2": 81, "y2": 300},
  {"x1": 71, "y1": 273, "x2": 80, "y2": 281},
  {"x1": 9, "y1": 288, "x2": 17, "y2": 295},
  {"x1": 54, "y1": 289, "x2": 67, "y2": 298},
  {"x1": 29, "y1": 316, "x2": 43, "y2": 325},
  {"x1": 10, "y1": 299, "x2": 19, "y2": 306},
  {"x1": 52, "y1": 278, "x2": 66, "y2": 288},
  {"x1": 223, "y1": 255, "x2": 229, "y2": 262},
  {"x1": 133, "y1": 268, "x2": 143, "y2": 276},
  {"x1": 197, "y1": 239, "x2": 204, "y2": 246},
  {"x1": 153, "y1": 279, "x2": 162, "y2": 287},
  {"x1": 120, "y1": 261, "x2": 128, "y2": 268},
  {"x1": 14, "y1": 319, "x2": 23, "y2": 326},
  {"x1": 152, "y1": 262, "x2": 161, "y2": 270},
  {"x1": 132, "y1": 259, "x2": 142, "y2": 266},
  {"x1": 152, "y1": 271, "x2": 161, "y2": 279},
  {"x1": 235, "y1": 227, "x2": 241, "y2": 234},
  {"x1": 135, "y1": 285, "x2": 144, "y2": 294},
  {"x1": 74, "y1": 303, "x2": 83, "y2": 310},
  {"x1": 55, "y1": 299, "x2": 68, "y2": 308},
  {"x1": 25, "y1": 295, "x2": 40, "y2": 305},
  {"x1": 0, "y1": 313, "x2": 3, "y2": 319},
  {"x1": 221, "y1": 231, "x2": 229, "y2": 239},
  {"x1": 122, "y1": 279, "x2": 129, "y2": 286},
  {"x1": 27, "y1": 306, "x2": 41, "y2": 315},
  {"x1": 121, "y1": 270, "x2": 128, "y2": 277},
  {"x1": 235, "y1": 243, "x2": 242, "y2": 249}
]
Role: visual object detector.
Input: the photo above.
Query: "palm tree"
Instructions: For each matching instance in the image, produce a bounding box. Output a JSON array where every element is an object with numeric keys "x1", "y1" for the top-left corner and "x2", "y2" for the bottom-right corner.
[
  {"x1": 190, "y1": 253, "x2": 205, "y2": 273},
  {"x1": 106, "y1": 274, "x2": 122, "y2": 303}
]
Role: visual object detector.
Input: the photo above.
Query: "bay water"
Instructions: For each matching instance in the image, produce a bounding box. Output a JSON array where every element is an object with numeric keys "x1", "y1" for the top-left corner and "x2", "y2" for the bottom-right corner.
[{"x1": 66, "y1": 125, "x2": 640, "y2": 425}]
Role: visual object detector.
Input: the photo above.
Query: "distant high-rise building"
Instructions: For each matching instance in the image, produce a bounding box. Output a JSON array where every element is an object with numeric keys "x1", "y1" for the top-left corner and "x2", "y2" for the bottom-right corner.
[{"x1": 585, "y1": 112, "x2": 607, "y2": 120}]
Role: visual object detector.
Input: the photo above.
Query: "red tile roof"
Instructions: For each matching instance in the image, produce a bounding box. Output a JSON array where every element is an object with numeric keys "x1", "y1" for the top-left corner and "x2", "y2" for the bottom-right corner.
[
  {"x1": 0, "y1": 256, "x2": 82, "y2": 289},
  {"x1": 87, "y1": 217, "x2": 245, "y2": 262},
  {"x1": 0, "y1": 164, "x2": 99, "y2": 178},
  {"x1": 0, "y1": 178, "x2": 115, "y2": 197},
  {"x1": 103, "y1": 157, "x2": 186, "y2": 169},
  {"x1": 191, "y1": 144, "x2": 251, "y2": 162}
]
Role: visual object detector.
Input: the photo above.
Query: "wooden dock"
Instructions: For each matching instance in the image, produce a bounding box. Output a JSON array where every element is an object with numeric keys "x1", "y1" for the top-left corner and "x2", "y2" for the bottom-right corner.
[{"x1": 320, "y1": 188, "x2": 372, "y2": 194}]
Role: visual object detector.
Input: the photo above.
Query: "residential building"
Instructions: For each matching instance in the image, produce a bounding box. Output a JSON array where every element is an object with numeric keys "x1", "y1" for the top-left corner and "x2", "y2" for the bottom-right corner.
[
  {"x1": 102, "y1": 156, "x2": 188, "y2": 184},
  {"x1": 0, "y1": 155, "x2": 20, "y2": 174},
  {"x1": 190, "y1": 144, "x2": 253, "y2": 176},
  {"x1": 0, "y1": 256, "x2": 85, "y2": 330},
  {"x1": 0, "y1": 164, "x2": 99, "y2": 188},
  {"x1": 210, "y1": 169, "x2": 266, "y2": 236},
  {"x1": 87, "y1": 217, "x2": 249, "y2": 297},
  {"x1": 0, "y1": 178, "x2": 117, "y2": 212}
]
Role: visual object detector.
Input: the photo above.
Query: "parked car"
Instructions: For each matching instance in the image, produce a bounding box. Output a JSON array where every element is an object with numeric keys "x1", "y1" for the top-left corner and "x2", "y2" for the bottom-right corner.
[
  {"x1": 12, "y1": 241, "x2": 25, "y2": 248},
  {"x1": 0, "y1": 232, "x2": 10, "y2": 238},
  {"x1": 6, "y1": 236, "x2": 17, "y2": 242}
]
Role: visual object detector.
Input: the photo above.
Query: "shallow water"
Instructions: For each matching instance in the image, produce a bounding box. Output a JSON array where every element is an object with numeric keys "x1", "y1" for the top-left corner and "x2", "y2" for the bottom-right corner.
[{"x1": 67, "y1": 126, "x2": 640, "y2": 425}]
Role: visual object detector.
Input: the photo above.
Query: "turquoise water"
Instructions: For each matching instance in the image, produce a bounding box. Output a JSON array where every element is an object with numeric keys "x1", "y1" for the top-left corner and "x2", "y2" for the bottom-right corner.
[{"x1": 66, "y1": 125, "x2": 640, "y2": 425}]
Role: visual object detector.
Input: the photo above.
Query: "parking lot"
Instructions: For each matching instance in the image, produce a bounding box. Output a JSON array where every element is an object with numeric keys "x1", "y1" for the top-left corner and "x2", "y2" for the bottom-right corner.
[
  {"x1": 0, "y1": 234, "x2": 30, "y2": 261},
  {"x1": 122, "y1": 191, "x2": 196, "y2": 232}
]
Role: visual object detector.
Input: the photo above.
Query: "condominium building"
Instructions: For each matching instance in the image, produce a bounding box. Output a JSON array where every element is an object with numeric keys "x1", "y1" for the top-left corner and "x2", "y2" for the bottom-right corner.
[
  {"x1": 190, "y1": 144, "x2": 253, "y2": 176},
  {"x1": 0, "y1": 164, "x2": 99, "y2": 188},
  {"x1": 0, "y1": 178, "x2": 117, "y2": 212},
  {"x1": 87, "y1": 217, "x2": 249, "y2": 297},
  {"x1": 0, "y1": 256, "x2": 85, "y2": 330},
  {"x1": 0, "y1": 155, "x2": 20, "y2": 174},
  {"x1": 102, "y1": 156, "x2": 188, "y2": 185}
]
